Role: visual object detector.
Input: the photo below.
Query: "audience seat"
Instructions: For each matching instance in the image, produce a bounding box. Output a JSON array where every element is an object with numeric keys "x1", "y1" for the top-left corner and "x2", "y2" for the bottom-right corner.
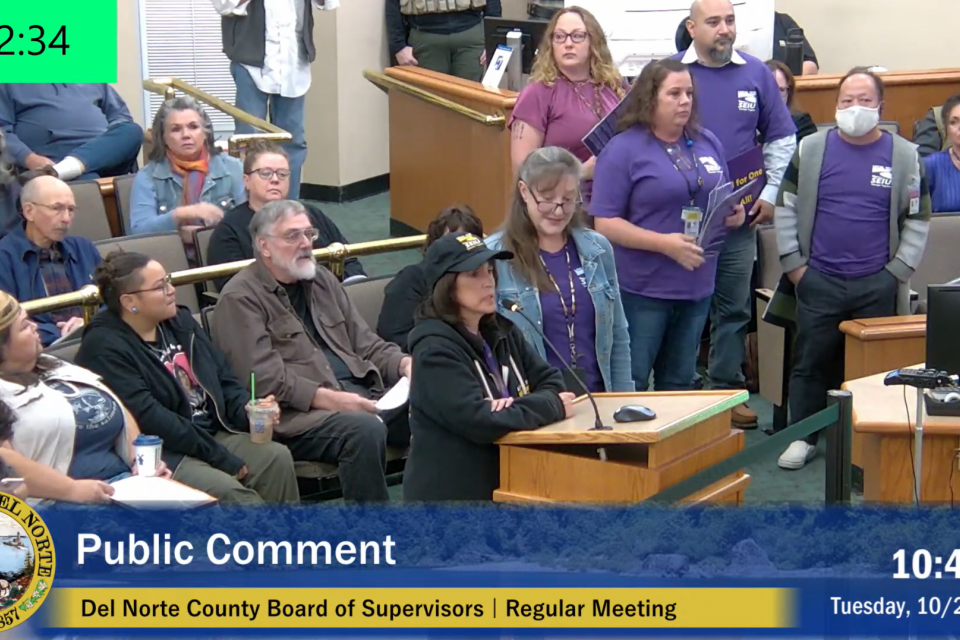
[
  {"x1": 94, "y1": 232, "x2": 200, "y2": 313},
  {"x1": 912, "y1": 215, "x2": 960, "y2": 310},
  {"x1": 113, "y1": 175, "x2": 136, "y2": 235},
  {"x1": 44, "y1": 338, "x2": 81, "y2": 364},
  {"x1": 343, "y1": 275, "x2": 393, "y2": 331},
  {"x1": 69, "y1": 180, "x2": 114, "y2": 242},
  {"x1": 193, "y1": 227, "x2": 218, "y2": 300},
  {"x1": 756, "y1": 225, "x2": 789, "y2": 427}
]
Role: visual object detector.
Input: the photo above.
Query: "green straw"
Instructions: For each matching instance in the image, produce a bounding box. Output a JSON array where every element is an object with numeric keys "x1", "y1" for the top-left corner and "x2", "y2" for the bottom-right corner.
[{"x1": 250, "y1": 372, "x2": 256, "y2": 403}]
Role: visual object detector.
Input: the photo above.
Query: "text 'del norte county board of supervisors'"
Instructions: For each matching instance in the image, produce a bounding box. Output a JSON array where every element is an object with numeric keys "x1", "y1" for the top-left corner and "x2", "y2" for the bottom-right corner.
[{"x1": 51, "y1": 588, "x2": 789, "y2": 629}]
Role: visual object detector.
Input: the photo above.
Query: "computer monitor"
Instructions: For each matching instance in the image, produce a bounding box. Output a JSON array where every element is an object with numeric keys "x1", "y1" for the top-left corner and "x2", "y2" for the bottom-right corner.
[
  {"x1": 925, "y1": 283, "x2": 960, "y2": 376},
  {"x1": 483, "y1": 17, "x2": 548, "y2": 76}
]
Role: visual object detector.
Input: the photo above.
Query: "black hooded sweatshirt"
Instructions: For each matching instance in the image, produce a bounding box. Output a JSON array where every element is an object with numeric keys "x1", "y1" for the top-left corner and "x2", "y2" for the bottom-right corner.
[
  {"x1": 75, "y1": 306, "x2": 250, "y2": 475},
  {"x1": 403, "y1": 315, "x2": 566, "y2": 502}
]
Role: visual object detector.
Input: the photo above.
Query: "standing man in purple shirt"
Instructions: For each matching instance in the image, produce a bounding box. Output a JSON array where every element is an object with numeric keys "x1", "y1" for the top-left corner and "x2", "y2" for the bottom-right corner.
[
  {"x1": 673, "y1": 0, "x2": 797, "y2": 428},
  {"x1": 775, "y1": 68, "x2": 930, "y2": 470}
]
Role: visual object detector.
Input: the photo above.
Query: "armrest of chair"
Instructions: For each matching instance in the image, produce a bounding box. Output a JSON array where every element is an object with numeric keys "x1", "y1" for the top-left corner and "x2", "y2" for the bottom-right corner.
[{"x1": 756, "y1": 288, "x2": 774, "y2": 303}]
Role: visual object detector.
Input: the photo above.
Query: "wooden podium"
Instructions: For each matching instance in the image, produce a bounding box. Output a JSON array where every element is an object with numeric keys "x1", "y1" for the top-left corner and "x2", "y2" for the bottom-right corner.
[
  {"x1": 493, "y1": 391, "x2": 750, "y2": 504},
  {"x1": 846, "y1": 367, "x2": 960, "y2": 503},
  {"x1": 367, "y1": 67, "x2": 518, "y2": 235},
  {"x1": 796, "y1": 69, "x2": 960, "y2": 138},
  {"x1": 839, "y1": 315, "x2": 927, "y2": 470}
]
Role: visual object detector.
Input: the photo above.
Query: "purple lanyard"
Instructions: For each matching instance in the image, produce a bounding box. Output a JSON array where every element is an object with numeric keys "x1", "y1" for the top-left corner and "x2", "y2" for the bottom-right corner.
[{"x1": 481, "y1": 341, "x2": 510, "y2": 399}]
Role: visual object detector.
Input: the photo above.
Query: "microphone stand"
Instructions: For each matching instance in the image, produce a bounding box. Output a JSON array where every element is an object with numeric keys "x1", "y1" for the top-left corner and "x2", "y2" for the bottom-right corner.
[{"x1": 501, "y1": 300, "x2": 611, "y2": 433}]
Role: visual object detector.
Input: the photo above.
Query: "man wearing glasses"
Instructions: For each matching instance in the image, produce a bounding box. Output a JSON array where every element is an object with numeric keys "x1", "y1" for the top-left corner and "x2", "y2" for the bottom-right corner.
[
  {"x1": 0, "y1": 176, "x2": 101, "y2": 346},
  {"x1": 211, "y1": 199, "x2": 411, "y2": 502},
  {"x1": 207, "y1": 140, "x2": 364, "y2": 292}
]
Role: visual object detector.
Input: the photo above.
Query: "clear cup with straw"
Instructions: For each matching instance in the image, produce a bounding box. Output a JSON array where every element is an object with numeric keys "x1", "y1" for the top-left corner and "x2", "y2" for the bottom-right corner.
[{"x1": 246, "y1": 372, "x2": 277, "y2": 444}]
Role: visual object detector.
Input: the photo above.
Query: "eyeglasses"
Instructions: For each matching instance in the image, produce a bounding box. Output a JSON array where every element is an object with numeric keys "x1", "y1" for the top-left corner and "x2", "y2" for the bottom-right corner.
[
  {"x1": 528, "y1": 191, "x2": 582, "y2": 215},
  {"x1": 128, "y1": 273, "x2": 174, "y2": 295},
  {"x1": 247, "y1": 169, "x2": 292, "y2": 181},
  {"x1": 552, "y1": 30, "x2": 588, "y2": 45},
  {"x1": 267, "y1": 228, "x2": 320, "y2": 244},
  {"x1": 28, "y1": 202, "x2": 77, "y2": 215}
]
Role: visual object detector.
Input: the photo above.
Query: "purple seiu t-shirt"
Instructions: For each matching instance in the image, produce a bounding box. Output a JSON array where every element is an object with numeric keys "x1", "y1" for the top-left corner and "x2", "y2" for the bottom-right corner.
[
  {"x1": 480, "y1": 340, "x2": 511, "y2": 399},
  {"x1": 591, "y1": 126, "x2": 728, "y2": 301},
  {"x1": 510, "y1": 79, "x2": 622, "y2": 203},
  {"x1": 538, "y1": 237, "x2": 604, "y2": 393},
  {"x1": 671, "y1": 51, "x2": 796, "y2": 160},
  {"x1": 810, "y1": 130, "x2": 893, "y2": 279}
]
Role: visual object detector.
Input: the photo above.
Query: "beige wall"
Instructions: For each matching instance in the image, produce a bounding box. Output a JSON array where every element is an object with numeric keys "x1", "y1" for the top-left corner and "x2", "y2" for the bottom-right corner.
[
  {"x1": 115, "y1": 0, "x2": 145, "y2": 125},
  {"x1": 777, "y1": 0, "x2": 955, "y2": 74}
]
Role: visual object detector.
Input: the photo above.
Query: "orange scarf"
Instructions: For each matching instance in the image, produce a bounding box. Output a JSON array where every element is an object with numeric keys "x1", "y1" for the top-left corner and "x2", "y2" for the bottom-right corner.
[{"x1": 166, "y1": 147, "x2": 210, "y2": 206}]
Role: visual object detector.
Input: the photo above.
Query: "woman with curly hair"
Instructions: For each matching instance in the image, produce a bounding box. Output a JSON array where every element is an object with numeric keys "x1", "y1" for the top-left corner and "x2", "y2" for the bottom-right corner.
[{"x1": 509, "y1": 6, "x2": 626, "y2": 206}]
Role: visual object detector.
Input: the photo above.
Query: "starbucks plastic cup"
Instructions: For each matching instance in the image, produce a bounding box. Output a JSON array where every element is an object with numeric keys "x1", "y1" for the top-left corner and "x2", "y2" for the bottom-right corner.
[
  {"x1": 247, "y1": 399, "x2": 277, "y2": 444},
  {"x1": 133, "y1": 435, "x2": 162, "y2": 477}
]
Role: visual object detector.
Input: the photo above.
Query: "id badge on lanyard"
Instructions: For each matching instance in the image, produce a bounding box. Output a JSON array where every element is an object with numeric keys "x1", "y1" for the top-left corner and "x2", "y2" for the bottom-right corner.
[{"x1": 682, "y1": 206, "x2": 703, "y2": 239}]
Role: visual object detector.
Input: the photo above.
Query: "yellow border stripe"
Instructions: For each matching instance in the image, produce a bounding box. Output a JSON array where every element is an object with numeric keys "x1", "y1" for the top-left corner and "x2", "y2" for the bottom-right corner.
[{"x1": 52, "y1": 588, "x2": 792, "y2": 628}]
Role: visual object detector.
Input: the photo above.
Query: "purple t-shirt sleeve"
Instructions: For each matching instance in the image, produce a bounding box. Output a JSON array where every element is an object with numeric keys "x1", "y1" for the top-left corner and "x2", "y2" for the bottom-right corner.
[
  {"x1": 590, "y1": 135, "x2": 633, "y2": 220},
  {"x1": 756, "y1": 61, "x2": 796, "y2": 143},
  {"x1": 509, "y1": 82, "x2": 550, "y2": 133}
]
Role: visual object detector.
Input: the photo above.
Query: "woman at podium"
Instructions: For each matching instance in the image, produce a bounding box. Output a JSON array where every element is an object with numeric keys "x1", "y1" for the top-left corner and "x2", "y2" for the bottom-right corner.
[
  {"x1": 509, "y1": 6, "x2": 626, "y2": 208},
  {"x1": 592, "y1": 59, "x2": 744, "y2": 392},
  {"x1": 486, "y1": 146, "x2": 632, "y2": 394},
  {"x1": 404, "y1": 232, "x2": 573, "y2": 501}
]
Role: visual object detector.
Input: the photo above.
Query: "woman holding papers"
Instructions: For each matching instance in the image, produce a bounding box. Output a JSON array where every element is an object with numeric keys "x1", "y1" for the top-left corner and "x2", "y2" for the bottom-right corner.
[
  {"x1": 591, "y1": 59, "x2": 745, "y2": 392},
  {"x1": 486, "y1": 146, "x2": 632, "y2": 393},
  {"x1": 404, "y1": 232, "x2": 572, "y2": 502},
  {"x1": 0, "y1": 291, "x2": 171, "y2": 504},
  {"x1": 75, "y1": 251, "x2": 299, "y2": 505},
  {"x1": 509, "y1": 6, "x2": 626, "y2": 206}
]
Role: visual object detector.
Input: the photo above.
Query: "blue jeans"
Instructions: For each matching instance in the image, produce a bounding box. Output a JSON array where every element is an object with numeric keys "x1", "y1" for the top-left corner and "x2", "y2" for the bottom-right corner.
[
  {"x1": 54, "y1": 121, "x2": 142, "y2": 179},
  {"x1": 707, "y1": 226, "x2": 756, "y2": 389},
  {"x1": 230, "y1": 62, "x2": 308, "y2": 199},
  {"x1": 621, "y1": 291, "x2": 712, "y2": 391}
]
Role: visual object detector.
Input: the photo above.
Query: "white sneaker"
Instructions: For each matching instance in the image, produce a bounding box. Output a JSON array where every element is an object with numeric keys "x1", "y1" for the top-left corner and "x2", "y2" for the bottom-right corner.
[{"x1": 778, "y1": 440, "x2": 817, "y2": 470}]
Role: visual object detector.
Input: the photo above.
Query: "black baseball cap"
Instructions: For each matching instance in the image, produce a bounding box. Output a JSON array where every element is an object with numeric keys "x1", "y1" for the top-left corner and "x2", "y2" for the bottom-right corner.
[{"x1": 423, "y1": 233, "x2": 513, "y2": 290}]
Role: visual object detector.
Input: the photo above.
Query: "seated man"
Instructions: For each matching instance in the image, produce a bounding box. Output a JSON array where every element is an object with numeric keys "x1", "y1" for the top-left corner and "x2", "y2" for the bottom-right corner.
[
  {"x1": 0, "y1": 84, "x2": 143, "y2": 182},
  {"x1": 207, "y1": 140, "x2": 364, "y2": 291},
  {"x1": 211, "y1": 200, "x2": 411, "y2": 502},
  {"x1": 0, "y1": 176, "x2": 101, "y2": 346},
  {"x1": 915, "y1": 105, "x2": 951, "y2": 158}
]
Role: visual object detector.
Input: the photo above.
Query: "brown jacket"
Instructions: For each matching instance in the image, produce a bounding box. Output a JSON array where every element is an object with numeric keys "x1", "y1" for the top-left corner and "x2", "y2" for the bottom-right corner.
[{"x1": 211, "y1": 259, "x2": 406, "y2": 437}]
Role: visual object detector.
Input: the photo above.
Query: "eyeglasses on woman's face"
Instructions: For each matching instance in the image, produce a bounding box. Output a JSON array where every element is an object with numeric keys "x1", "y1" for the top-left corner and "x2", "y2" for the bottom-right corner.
[
  {"x1": 552, "y1": 30, "x2": 588, "y2": 45},
  {"x1": 128, "y1": 273, "x2": 174, "y2": 295},
  {"x1": 248, "y1": 168, "x2": 292, "y2": 181}
]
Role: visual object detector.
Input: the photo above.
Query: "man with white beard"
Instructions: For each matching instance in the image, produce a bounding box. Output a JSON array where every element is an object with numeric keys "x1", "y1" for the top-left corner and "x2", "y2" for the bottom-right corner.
[{"x1": 211, "y1": 200, "x2": 412, "y2": 502}]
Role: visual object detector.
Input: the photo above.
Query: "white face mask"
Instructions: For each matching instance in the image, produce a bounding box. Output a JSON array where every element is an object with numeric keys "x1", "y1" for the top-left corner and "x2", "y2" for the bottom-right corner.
[{"x1": 835, "y1": 105, "x2": 880, "y2": 137}]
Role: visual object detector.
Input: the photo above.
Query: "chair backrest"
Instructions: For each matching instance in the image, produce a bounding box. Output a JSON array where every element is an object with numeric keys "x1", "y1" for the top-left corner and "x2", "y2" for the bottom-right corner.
[
  {"x1": 93, "y1": 232, "x2": 200, "y2": 312},
  {"x1": 756, "y1": 225, "x2": 783, "y2": 291},
  {"x1": 344, "y1": 276, "x2": 393, "y2": 331},
  {"x1": 200, "y1": 306, "x2": 215, "y2": 337},
  {"x1": 912, "y1": 215, "x2": 960, "y2": 307},
  {"x1": 68, "y1": 180, "x2": 113, "y2": 242},
  {"x1": 112, "y1": 174, "x2": 136, "y2": 235},
  {"x1": 44, "y1": 338, "x2": 81, "y2": 364},
  {"x1": 194, "y1": 227, "x2": 216, "y2": 267},
  {"x1": 878, "y1": 121, "x2": 900, "y2": 134}
]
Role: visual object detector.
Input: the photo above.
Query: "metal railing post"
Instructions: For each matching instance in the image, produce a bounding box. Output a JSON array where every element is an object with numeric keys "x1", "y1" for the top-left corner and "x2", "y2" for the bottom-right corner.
[{"x1": 824, "y1": 389, "x2": 853, "y2": 505}]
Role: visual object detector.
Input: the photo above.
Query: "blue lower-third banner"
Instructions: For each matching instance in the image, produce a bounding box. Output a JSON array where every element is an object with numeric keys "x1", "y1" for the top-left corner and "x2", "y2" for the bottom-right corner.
[{"x1": 6, "y1": 502, "x2": 960, "y2": 636}]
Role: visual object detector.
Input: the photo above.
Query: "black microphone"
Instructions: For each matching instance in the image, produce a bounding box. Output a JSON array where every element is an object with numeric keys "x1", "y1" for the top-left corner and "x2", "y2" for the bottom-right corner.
[
  {"x1": 784, "y1": 27, "x2": 804, "y2": 77},
  {"x1": 500, "y1": 298, "x2": 611, "y2": 431}
]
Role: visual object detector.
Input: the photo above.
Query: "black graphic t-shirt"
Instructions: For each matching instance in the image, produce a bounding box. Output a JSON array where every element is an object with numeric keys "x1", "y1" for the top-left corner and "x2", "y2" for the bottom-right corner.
[
  {"x1": 51, "y1": 381, "x2": 129, "y2": 481},
  {"x1": 146, "y1": 328, "x2": 215, "y2": 433}
]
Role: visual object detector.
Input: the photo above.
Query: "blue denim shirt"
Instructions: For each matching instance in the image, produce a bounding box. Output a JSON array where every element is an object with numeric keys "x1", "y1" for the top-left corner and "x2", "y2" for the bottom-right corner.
[
  {"x1": 485, "y1": 227, "x2": 633, "y2": 392},
  {"x1": 0, "y1": 225, "x2": 102, "y2": 346},
  {"x1": 129, "y1": 152, "x2": 245, "y2": 234}
]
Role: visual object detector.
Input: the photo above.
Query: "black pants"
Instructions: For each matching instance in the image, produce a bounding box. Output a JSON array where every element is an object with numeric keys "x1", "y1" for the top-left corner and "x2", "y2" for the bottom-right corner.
[
  {"x1": 279, "y1": 408, "x2": 408, "y2": 502},
  {"x1": 789, "y1": 267, "x2": 898, "y2": 445}
]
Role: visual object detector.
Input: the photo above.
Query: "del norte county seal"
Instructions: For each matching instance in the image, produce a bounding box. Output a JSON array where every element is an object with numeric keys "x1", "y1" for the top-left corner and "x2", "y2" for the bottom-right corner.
[{"x1": 0, "y1": 491, "x2": 55, "y2": 631}]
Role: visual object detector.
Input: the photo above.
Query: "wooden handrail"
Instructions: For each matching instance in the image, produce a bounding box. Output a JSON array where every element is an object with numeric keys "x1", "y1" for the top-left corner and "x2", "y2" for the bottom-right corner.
[{"x1": 365, "y1": 70, "x2": 507, "y2": 128}]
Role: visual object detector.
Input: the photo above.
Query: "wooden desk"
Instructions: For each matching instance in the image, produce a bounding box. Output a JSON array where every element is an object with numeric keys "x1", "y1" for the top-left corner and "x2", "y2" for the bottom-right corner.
[
  {"x1": 846, "y1": 368, "x2": 960, "y2": 503},
  {"x1": 796, "y1": 69, "x2": 960, "y2": 139},
  {"x1": 840, "y1": 315, "x2": 927, "y2": 470},
  {"x1": 494, "y1": 391, "x2": 750, "y2": 504},
  {"x1": 377, "y1": 67, "x2": 517, "y2": 235}
]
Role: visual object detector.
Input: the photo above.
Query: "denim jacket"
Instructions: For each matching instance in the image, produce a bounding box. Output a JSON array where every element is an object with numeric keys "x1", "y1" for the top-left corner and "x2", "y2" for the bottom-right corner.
[
  {"x1": 129, "y1": 153, "x2": 246, "y2": 234},
  {"x1": 485, "y1": 227, "x2": 633, "y2": 392}
]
